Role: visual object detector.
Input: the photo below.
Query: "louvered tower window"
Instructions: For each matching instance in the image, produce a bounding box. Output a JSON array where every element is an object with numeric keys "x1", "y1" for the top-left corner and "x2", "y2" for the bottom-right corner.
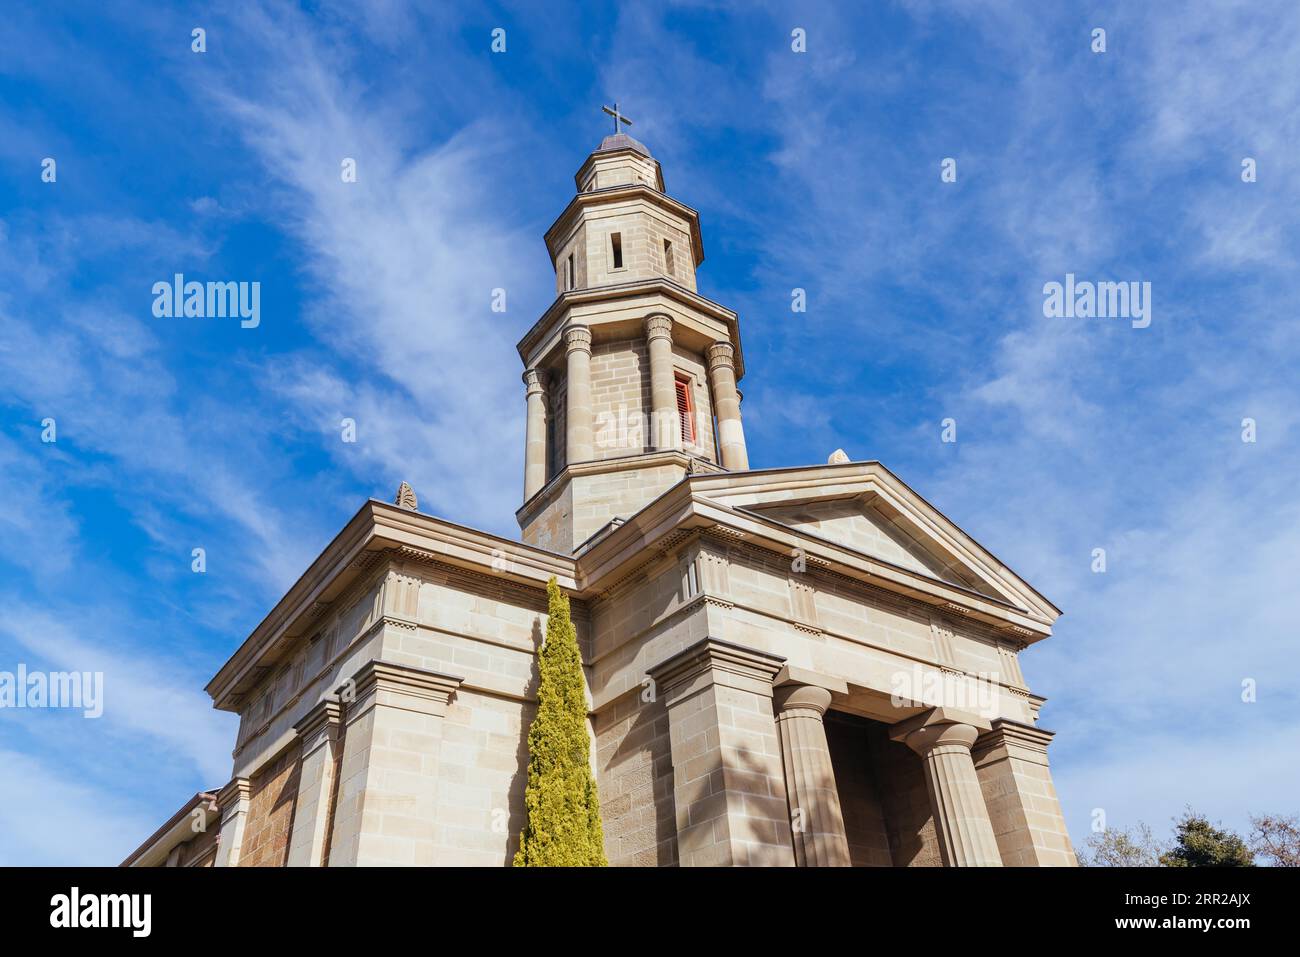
[{"x1": 675, "y1": 374, "x2": 695, "y2": 444}]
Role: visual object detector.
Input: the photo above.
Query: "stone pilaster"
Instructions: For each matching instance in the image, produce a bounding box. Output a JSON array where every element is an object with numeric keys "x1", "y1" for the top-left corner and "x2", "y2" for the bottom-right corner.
[
  {"x1": 327, "y1": 660, "x2": 463, "y2": 867},
  {"x1": 564, "y1": 325, "x2": 593, "y2": 465},
  {"x1": 285, "y1": 698, "x2": 343, "y2": 867},
  {"x1": 644, "y1": 314, "x2": 679, "y2": 452},
  {"x1": 647, "y1": 637, "x2": 794, "y2": 867},
  {"x1": 972, "y1": 720, "x2": 1077, "y2": 866},
  {"x1": 706, "y1": 341, "x2": 748, "y2": 470},
  {"x1": 891, "y1": 709, "x2": 1003, "y2": 867},
  {"x1": 212, "y1": 777, "x2": 251, "y2": 867},
  {"x1": 773, "y1": 684, "x2": 850, "y2": 867},
  {"x1": 522, "y1": 368, "x2": 547, "y2": 499}
]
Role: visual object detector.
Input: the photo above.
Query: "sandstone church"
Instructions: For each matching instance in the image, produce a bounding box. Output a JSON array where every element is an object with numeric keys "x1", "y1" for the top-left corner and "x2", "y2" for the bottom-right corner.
[{"x1": 124, "y1": 120, "x2": 1076, "y2": 868}]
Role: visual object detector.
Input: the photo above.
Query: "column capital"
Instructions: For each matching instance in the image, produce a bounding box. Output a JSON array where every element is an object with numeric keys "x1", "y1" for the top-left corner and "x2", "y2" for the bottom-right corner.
[
  {"x1": 293, "y1": 697, "x2": 343, "y2": 754},
  {"x1": 643, "y1": 313, "x2": 673, "y2": 342},
  {"x1": 563, "y1": 324, "x2": 592, "y2": 353},
  {"x1": 522, "y1": 367, "x2": 545, "y2": 394},
  {"x1": 706, "y1": 340, "x2": 736, "y2": 370},
  {"x1": 773, "y1": 683, "x2": 833, "y2": 717},
  {"x1": 900, "y1": 721, "x2": 979, "y2": 755},
  {"x1": 889, "y1": 706, "x2": 990, "y2": 755},
  {"x1": 339, "y1": 659, "x2": 464, "y2": 721},
  {"x1": 647, "y1": 637, "x2": 785, "y2": 703}
]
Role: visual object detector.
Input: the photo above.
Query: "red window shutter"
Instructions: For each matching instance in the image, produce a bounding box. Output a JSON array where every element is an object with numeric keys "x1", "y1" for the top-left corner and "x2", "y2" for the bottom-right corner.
[{"x1": 675, "y1": 377, "x2": 695, "y2": 443}]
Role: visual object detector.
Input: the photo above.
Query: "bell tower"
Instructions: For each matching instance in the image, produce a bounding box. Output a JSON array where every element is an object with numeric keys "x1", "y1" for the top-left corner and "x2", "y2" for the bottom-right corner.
[{"x1": 517, "y1": 113, "x2": 750, "y2": 553}]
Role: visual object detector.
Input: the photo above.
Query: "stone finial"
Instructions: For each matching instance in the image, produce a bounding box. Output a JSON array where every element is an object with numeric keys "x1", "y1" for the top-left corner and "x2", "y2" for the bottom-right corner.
[
  {"x1": 394, "y1": 482, "x2": 418, "y2": 510},
  {"x1": 828, "y1": 448, "x2": 850, "y2": 465}
]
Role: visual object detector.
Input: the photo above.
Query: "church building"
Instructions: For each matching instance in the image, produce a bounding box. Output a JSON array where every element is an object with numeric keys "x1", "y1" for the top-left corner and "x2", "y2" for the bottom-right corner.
[{"x1": 124, "y1": 121, "x2": 1076, "y2": 868}]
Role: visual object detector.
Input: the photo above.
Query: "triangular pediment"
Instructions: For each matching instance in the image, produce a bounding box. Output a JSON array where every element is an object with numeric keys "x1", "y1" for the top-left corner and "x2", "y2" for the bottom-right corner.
[
  {"x1": 753, "y1": 497, "x2": 994, "y2": 595},
  {"x1": 688, "y1": 462, "x2": 1060, "y2": 624}
]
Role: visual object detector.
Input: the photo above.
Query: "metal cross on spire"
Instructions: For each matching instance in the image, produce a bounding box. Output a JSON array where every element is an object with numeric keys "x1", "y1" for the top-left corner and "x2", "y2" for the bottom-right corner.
[{"x1": 602, "y1": 102, "x2": 633, "y2": 134}]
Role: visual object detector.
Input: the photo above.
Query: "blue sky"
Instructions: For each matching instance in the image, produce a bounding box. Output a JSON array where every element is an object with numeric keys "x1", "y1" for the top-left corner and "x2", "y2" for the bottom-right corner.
[{"x1": 2, "y1": 0, "x2": 1297, "y2": 865}]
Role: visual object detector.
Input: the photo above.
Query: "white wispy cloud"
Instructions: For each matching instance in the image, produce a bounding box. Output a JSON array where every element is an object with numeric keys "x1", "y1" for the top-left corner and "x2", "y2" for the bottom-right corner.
[
  {"x1": 200, "y1": 2, "x2": 546, "y2": 534},
  {"x1": 0, "y1": 749, "x2": 159, "y2": 867}
]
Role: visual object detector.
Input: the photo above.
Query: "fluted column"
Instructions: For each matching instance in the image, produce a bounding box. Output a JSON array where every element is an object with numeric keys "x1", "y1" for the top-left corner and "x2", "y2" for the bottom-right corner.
[
  {"x1": 644, "y1": 314, "x2": 679, "y2": 451},
  {"x1": 707, "y1": 341, "x2": 749, "y2": 470},
  {"x1": 564, "y1": 325, "x2": 593, "y2": 465},
  {"x1": 523, "y1": 368, "x2": 547, "y2": 499},
  {"x1": 773, "y1": 684, "x2": 851, "y2": 867},
  {"x1": 894, "y1": 713, "x2": 1003, "y2": 867}
]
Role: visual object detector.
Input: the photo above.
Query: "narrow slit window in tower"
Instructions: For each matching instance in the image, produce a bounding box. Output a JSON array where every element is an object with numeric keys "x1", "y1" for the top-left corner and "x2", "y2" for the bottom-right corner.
[
  {"x1": 610, "y1": 232, "x2": 623, "y2": 270},
  {"x1": 663, "y1": 239, "x2": 675, "y2": 277}
]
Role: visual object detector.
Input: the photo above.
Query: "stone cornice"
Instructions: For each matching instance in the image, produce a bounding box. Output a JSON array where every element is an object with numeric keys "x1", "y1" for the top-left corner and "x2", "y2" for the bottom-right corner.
[
  {"x1": 215, "y1": 777, "x2": 251, "y2": 820},
  {"x1": 693, "y1": 497, "x2": 1051, "y2": 637},
  {"x1": 688, "y1": 462, "x2": 1061, "y2": 622},
  {"x1": 206, "y1": 501, "x2": 575, "y2": 713},
  {"x1": 574, "y1": 480, "x2": 1053, "y2": 642},
  {"x1": 587, "y1": 528, "x2": 697, "y2": 601},
  {"x1": 972, "y1": 718, "x2": 1056, "y2": 757},
  {"x1": 292, "y1": 697, "x2": 343, "y2": 751},
  {"x1": 340, "y1": 659, "x2": 464, "y2": 721},
  {"x1": 647, "y1": 637, "x2": 785, "y2": 700},
  {"x1": 516, "y1": 278, "x2": 744, "y2": 380},
  {"x1": 388, "y1": 549, "x2": 565, "y2": 618}
]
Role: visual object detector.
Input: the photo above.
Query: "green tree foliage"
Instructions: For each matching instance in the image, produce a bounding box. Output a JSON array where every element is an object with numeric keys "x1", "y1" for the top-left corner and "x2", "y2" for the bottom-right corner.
[
  {"x1": 1078, "y1": 822, "x2": 1166, "y2": 867},
  {"x1": 513, "y1": 577, "x2": 607, "y2": 866},
  {"x1": 1159, "y1": 809, "x2": 1254, "y2": 867}
]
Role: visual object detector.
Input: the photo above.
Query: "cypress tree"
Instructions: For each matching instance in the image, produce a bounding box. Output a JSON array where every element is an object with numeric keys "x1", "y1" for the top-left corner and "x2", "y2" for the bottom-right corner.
[{"x1": 513, "y1": 577, "x2": 607, "y2": 866}]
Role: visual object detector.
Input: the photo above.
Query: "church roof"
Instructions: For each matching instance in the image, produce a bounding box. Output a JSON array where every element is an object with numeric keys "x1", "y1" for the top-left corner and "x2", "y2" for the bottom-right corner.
[
  {"x1": 598, "y1": 131, "x2": 651, "y2": 157},
  {"x1": 574, "y1": 461, "x2": 1062, "y2": 641}
]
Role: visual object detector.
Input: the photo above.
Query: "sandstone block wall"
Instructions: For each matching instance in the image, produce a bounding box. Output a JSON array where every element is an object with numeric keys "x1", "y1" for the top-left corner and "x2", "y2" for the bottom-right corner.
[
  {"x1": 974, "y1": 729, "x2": 1077, "y2": 867},
  {"x1": 238, "y1": 742, "x2": 301, "y2": 867},
  {"x1": 593, "y1": 690, "x2": 677, "y2": 866}
]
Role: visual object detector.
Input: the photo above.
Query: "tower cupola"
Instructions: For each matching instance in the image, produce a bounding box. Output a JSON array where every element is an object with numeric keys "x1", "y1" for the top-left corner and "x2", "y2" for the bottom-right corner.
[{"x1": 517, "y1": 111, "x2": 749, "y2": 553}]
